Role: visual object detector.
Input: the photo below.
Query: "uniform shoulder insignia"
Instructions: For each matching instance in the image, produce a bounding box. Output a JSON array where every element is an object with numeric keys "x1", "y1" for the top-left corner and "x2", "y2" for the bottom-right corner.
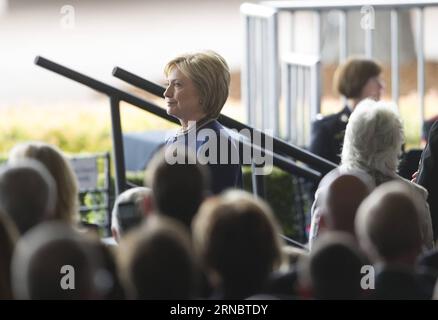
[{"x1": 340, "y1": 114, "x2": 349, "y2": 123}]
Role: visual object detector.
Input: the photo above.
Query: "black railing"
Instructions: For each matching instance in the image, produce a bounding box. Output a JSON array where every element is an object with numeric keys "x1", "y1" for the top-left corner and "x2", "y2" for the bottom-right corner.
[
  {"x1": 112, "y1": 66, "x2": 337, "y2": 175},
  {"x1": 35, "y1": 56, "x2": 177, "y2": 196},
  {"x1": 35, "y1": 56, "x2": 326, "y2": 189},
  {"x1": 112, "y1": 67, "x2": 336, "y2": 242},
  {"x1": 34, "y1": 56, "x2": 335, "y2": 246}
]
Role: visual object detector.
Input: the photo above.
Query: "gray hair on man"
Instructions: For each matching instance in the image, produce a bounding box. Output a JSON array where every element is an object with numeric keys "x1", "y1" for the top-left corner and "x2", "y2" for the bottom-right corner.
[
  {"x1": 111, "y1": 187, "x2": 152, "y2": 242},
  {"x1": 0, "y1": 159, "x2": 56, "y2": 234}
]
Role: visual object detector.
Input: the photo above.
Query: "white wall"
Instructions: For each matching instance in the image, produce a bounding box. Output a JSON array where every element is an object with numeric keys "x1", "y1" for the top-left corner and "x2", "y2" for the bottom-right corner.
[{"x1": 0, "y1": 0, "x2": 246, "y2": 105}]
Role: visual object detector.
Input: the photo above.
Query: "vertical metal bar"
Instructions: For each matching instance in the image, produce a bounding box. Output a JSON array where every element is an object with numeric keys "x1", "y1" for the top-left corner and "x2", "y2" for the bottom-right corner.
[
  {"x1": 363, "y1": 3, "x2": 375, "y2": 58},
  {"x1": 262, "y1": 18, "x2": 270, "y2": 131},
  {"x1": 253, "y1": 17, "x2": 259, "y2": 128},
  {"x1": 316, "y1": 61, "x2": 322, "y2": 116},
  {"x1": 339, "y1": 10, "x2": 348, "y2": 63},
  {"x1": 244, "y1": 15, "x2": 253, "y2": 126},
  {"x1": 297, "y1": 66, "x2": 304, "y2": 146},
  {"x1": 285, "y1": 63, "x2": 292, "y2": 141},
  {"x1": 289, "y1": 11, "x2": 295, "y2": 52},
  {"x1": 365, "y1": 27, "x2": 373, "y2": 58},
  {"x1": 105, "y1": 151, "x2": 112, "y2": 235},
  {"x1": 310, "y1": 61, "x2": 321, "y2": 122},
  {"x1": 269, "y1": 11, "x2": 280, "y2": 136},
  {"x1": 315, "y1": 10, "x2": 323, "y2": 119},
  {"x1": 416, "y1": 7, "x2": 425, "y2": 134},
  {"x1": 109, "y1": 96, "x2": 126, "y2": 196},
  {"x1": 288, "y1": 12, "x2": 295, "y2": 142},
  {"x1": 291, "y1": 65, "x2": 297, "y2": 144},
  {"x1": 303, "y1": 68, "x2": 309, "y2": 146},
  {"x1": 314, "y1": 11, "x2": 322, "y2": 57},
  {"x1": 288, "y1": 65, "x2": 294, "y2": 143},
  {"x1": 391, "y1": 9, "x2": 399, "y2": 105},
  {"x1": 256, "y1": 18, "x2": 264, "y2": 129}
]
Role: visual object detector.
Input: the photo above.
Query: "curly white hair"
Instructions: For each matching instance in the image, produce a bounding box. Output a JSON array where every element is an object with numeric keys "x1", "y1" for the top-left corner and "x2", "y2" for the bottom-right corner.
[{"x1": 341, "y1": 99, "x2": 404, "y2": 179}]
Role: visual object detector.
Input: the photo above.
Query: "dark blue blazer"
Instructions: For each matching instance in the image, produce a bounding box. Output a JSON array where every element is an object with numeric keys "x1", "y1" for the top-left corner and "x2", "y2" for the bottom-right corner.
[
  {"x1": 166, "y1": 119, "x2": 243, "y2": 195},
  {"x1": 309, "y1": 106, "x2": 351, "y2": 165}
]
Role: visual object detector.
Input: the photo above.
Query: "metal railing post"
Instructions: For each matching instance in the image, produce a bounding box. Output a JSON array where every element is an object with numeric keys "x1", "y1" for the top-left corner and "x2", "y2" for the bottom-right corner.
[
  {"x1": 290, "y1": 65, "x2": 297, "y2": 143},
  {"x1": 314, "y1": 10, "x2": 323, "y2": 117},
  {"x1": 284, "y1": 62, "x2": 292, "y2": 141},
  {"x1": 109, "y1": 96, "x2": 127, "y2": 196},
  {"x1": 416, "y1": 7, "x2": 425, "y2": 134},
  {"x1": 365, "y1": 26, "x2": 374, "y2": 58},
  {"x1": 310, "y1": 61, "x2": 321, "y2": 121},
  {"x1": 258, "y1": 0, "x2": 438, "y2": 140},
  {"x1": 282, "y1": 53, "x2": 320, "y2": 147},
  {"x1": 268, "y1": 11, "x2": 280, "y2": 136},
  {"x1": 391, "y1": 9, "x2": 400, "y2": 105},
  {"x1": 297, "y1": 66, "x2": 304, "y2": 146},
  {"x1": 105, "y1": 151, "x2": 112, "y2": 235},
  {"x1": 261, "y1": 18, "x2": 269, "y2": 130},
  {"x1": 243, "y1": 14, "x2": 253, "y2": 126}
]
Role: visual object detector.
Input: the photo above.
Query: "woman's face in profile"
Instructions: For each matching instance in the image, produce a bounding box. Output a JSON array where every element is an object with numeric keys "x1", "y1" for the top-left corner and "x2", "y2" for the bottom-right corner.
[
  {"x1": 163, "y1": 67, "x2": 204, "y2": 123},
  {"x1": 360, "y1": 75, "x2": 385, "y2": 101}
]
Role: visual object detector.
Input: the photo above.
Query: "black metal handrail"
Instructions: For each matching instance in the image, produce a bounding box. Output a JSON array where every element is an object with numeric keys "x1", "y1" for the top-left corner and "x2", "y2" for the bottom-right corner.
[
  {"x1": 34, "y1": 56, "x2": 322, "y2": 193},
  {"x1": 36, "y1": 57, "x2": 175, "y2": 123},
  {"x1": 112, "y1": 66, "x2": 337, "y2": 174},
  {"x1": 35, "y1": 56, "x2": 179, "y2": 196}
]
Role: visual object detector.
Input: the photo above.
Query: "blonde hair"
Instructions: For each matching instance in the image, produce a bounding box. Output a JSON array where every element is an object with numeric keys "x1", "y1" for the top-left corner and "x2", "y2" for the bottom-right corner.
[
  {"x1": 164, "y1": 51, "x2": 230, "y2": 119},
  {"x1": 8, "y1": 142, "x2": 79, "y2": 224}
]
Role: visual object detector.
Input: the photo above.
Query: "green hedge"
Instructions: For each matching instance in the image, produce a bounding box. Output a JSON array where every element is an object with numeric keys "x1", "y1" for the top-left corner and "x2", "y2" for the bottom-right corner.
[{"x1": 241, "y1": 166, "x2": 307, "y2": 240}]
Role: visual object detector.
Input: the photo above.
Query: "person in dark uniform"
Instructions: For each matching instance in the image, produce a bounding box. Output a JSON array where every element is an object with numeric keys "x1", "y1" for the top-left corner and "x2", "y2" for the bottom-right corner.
[
  {"x1": 422, "y1": 115, "x2": 438, "y2": 146},
  {"x1": 309, "y1": 57, "x2": 384, "y2": 164}
]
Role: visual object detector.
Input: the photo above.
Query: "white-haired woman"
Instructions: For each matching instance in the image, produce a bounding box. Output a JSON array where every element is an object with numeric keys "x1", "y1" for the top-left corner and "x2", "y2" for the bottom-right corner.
[{"x1": 309, "y1": 99, "x2": 434, "y2": 250}]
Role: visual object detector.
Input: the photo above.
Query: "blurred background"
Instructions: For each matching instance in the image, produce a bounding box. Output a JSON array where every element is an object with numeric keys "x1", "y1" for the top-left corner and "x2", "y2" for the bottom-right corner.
[
  {"x1": 2, "y1": 0, "x2": 438, "y2": 235},
  {"x1": 0, "y1": 0, "x2": 246, "y2": 154},
  {"x1": 1, "y1": 0, "x2": 438, "y2": 154}
]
